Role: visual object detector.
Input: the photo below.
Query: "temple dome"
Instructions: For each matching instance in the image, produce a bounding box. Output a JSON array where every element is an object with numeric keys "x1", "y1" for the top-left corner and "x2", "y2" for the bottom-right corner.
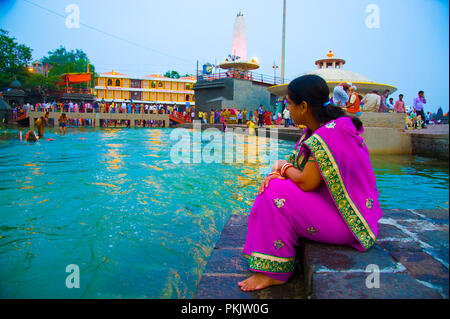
[
  {"x1": 268, "y1": 51, "x2": 397, "y2": 96},
  {"x1": 10, "y1": 79, "x2": 22, "y2": 89},
  {"x1": 307, "y1": 68, "x2": 373, "y2": 83}
]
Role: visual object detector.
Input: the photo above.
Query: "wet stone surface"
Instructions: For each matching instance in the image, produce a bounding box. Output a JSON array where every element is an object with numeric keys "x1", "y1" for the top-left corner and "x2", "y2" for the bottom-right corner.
[
  {"x1": 195, "y1": 209, "x2": 449, "y2": 299},
  {"x1": 311, "y1": 272, "x2": 443, "y2": 299}
]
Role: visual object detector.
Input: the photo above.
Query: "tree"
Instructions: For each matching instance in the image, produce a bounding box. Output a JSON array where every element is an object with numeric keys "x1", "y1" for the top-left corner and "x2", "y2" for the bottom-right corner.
[
  {"x1": 23, "y1": 73, "x2": 59, "y2": 102},
  {"x1": 41, "y1": 46, "x2": 96, "y2": 89},
  {"x1": 436, "y1": 107, "x2": 444, "y2": 120},
  {"x1": 0, "y1": 29, "x2": 33, "y2": 88},
  {"x1": 164, "y1": 70, "x2": 180, "y2": 79}
]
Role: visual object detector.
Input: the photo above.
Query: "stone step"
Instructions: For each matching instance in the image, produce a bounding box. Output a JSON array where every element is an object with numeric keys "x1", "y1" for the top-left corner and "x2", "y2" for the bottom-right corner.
[
  {"x1": 194, "y1": 214, "x2": 306, "y2": 299},
  {"x1": 195, "y1": 209, "x2": 449, "y2": 299}
]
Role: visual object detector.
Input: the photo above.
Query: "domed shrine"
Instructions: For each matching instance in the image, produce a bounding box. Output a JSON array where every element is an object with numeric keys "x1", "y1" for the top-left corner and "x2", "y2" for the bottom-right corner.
[{"x1": 268, "y1": 51, "x2": 397, "y2": 97}]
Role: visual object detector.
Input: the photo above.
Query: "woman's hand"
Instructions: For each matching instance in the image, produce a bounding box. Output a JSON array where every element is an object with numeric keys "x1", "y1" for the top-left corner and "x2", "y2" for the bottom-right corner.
[
  {"x1": 271, "y1": 160, "x2": 288, "y2": 173},
  {"x1": 258, "y1": 173, "x2": 285, "y2": 195}
]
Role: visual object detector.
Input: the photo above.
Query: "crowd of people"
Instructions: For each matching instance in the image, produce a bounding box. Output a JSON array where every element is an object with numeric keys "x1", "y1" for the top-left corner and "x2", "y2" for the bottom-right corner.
[
  {"x1": 332, "y1": 83, "x2": 430, "y2": 129},
  {"x1": 194, "y1": 101, "x2": 304, "y2": 131},
  {"x1": 10, "y1": 86, "x2": 439, "y2": 133},
  {"x1": 196, "y1": 106, "x2": 287, "y2": 127},
  {"x1": 11, "y1": 100, "x2": 194, "y2": 129},
  {"x1": 193, "y1": 85, "x2": 434, "y2": 132},
  {"x1": 14, "y1": 100, "x2": 188, "y2": 116}
]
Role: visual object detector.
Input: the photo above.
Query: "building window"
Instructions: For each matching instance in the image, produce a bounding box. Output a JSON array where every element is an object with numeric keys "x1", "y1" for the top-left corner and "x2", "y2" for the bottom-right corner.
[
  {"x1": 186, "y1": 84, "x2": 191, "y2": 90},
  {"x1": 131, "y1": 79, "x2": 141, "y2": 88},
  {"x1": 151, "y1": 81, "x2": 156, "y2": 88},
  {"x1": 107, "y1": 79, "x2": 112, "y2": 86},
  {"x1": 158, "y1": 82, "x2": 163, "y2": 88},
  {"x1": 115, "y1": 79, "x2": 121, "y2": 87},
  {"x1": 186, "y1": 95, "x2": 190, "y2": 102}
]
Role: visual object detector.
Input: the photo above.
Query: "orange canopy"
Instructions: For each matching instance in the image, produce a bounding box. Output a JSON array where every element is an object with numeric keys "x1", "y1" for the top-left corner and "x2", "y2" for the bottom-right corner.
[{"x1": 57, "y1": 73, "x2": 91, "y2": 86}]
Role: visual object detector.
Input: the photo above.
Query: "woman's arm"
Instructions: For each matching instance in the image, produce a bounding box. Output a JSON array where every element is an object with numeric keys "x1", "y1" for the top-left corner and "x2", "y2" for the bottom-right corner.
[
  {"x1": 284, "y1": 161, "x2": 324, "y2": 192},
  {"x1": 263, "y1": 158, "x2": 324, "y2": 193}
]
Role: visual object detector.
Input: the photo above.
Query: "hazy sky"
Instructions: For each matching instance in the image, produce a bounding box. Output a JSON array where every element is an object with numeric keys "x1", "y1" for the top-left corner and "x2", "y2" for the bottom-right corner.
[{"x1": 0, "y1": 0, "x2": 448, "y2": 112}]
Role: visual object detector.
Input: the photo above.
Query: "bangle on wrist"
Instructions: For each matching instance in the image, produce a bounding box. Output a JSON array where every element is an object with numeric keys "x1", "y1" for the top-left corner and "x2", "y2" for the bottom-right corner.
[
  {"x1": 280, "y1": 163, "x2": 294, "y2": 177},
  {"x1": 269, "y1": 171, "x2": 281, "y2": 177}
]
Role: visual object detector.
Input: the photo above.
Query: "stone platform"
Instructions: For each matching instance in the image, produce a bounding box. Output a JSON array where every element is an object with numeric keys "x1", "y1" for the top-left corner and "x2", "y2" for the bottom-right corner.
[{"x1": 194, "y1": 209, "x2": 449, "y2": 299}]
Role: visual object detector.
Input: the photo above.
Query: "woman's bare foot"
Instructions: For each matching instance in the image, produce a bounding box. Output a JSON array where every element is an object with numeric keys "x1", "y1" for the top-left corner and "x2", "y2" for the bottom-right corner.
[{"x1": 238, "y1": 273, "x2": 285, "y2": 292}]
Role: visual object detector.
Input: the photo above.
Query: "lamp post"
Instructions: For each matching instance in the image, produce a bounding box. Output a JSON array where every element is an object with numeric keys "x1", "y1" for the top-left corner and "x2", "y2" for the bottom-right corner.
[
  {"x1": 272, "y1": 62, "x2": 279, "y2": 84},
  {"x1": 281, "y1": 0, "x2": 286, "y2": 84}
]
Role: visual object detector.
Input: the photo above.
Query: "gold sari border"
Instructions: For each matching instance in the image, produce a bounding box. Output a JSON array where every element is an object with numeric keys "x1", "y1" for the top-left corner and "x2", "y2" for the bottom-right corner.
[
  {"x1": 303, "y1": 134, "x2": 376, "y2": 250},
  {"x1": 245, "y1": 252, "x2": 296, "y2": 274}
]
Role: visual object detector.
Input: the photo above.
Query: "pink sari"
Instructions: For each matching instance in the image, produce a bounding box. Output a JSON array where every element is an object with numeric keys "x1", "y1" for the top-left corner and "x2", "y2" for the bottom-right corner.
[
  {"x1": 243, "y1": 117, "x2": 383, "y2": 281},
  {"x1": 276, "y1": 113, "x2": 281, "y2": 125}
]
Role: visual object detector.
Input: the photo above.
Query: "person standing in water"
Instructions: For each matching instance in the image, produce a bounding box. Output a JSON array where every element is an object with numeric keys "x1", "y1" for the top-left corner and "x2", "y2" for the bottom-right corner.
[
  {"x1": 35, "y1": 112, "x2": 49, "y2": 138},
  {"x1": 58, "y1": 113, "x2": 68, "y2": 136}
]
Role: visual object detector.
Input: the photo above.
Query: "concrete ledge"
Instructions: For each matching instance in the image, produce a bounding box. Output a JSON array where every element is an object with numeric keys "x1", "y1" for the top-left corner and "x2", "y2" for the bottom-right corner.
[
  {"x1": 195, "y1": 209, "x2": 449, "y2": 299},
  {"x1": 362, "y1": 127, "x2": 412, "y2": 155},
  {"x1": 359, "y1": 112, "x2": 406, "y2": 129},
  {"x1": 410, "y1": 133, "x2": 449, "y2": 160}
]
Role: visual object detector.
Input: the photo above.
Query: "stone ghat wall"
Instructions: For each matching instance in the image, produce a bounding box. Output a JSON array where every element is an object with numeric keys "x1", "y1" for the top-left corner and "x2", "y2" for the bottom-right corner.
[
  {"x1": 362, "y1": 127, "x2": 412, "y2": 155},
  {"x1": 410, "y1": 132, "x2": 449, "y2": 160},
  {"x1": 360, "y1": 112, "x2": 406, "y2": 129}
]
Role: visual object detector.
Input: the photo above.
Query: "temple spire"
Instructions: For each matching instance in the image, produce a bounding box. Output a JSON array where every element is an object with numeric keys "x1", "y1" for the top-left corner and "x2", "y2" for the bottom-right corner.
[{"x1": 232, "y1": 10, "x2": 247, "y2": 61}]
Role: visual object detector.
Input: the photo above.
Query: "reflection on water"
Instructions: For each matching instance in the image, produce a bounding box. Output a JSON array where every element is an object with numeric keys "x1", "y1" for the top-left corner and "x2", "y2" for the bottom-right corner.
[
  {"x1": 0, "y1": 127, "x2": 448, "y2": 298},
  {"x1": 370, "y1": 154, "x2": 449, "y2": 209}
]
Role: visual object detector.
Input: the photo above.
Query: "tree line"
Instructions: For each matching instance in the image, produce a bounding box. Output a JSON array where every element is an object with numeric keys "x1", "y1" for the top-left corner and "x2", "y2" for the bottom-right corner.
[{"x1": 1, "y1": 29, "x2": 191, "y2": 101}]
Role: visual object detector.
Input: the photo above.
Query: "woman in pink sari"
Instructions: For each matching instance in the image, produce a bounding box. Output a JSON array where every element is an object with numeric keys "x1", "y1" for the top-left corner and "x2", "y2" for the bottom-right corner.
[
  {"x1": 239, "y1": 75, "x2": 383, "y2": 291},
  {"x1": 276, "y1": 112, "x2": 282, "y2": 125}
]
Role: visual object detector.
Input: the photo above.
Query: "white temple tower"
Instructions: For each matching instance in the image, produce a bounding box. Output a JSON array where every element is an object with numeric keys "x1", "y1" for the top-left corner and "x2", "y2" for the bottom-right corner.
[{"x1": 232, "y1": 10, "x2": 247, "y2": 61}]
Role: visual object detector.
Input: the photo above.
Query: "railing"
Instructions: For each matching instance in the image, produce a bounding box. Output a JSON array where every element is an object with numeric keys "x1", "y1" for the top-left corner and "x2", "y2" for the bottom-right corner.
[
  {"x1": 197, "y1": 71, "x2": 287, "y2": 86},
  {"x1": 61, "y1": 87, "x2": 94, "y2": 94},
  {"x1": 28, "y1": 110, "x2": 171, "y2": 128},
  {"x1": 23, "y1": 106, "x2": 191, "y2": 122}
]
